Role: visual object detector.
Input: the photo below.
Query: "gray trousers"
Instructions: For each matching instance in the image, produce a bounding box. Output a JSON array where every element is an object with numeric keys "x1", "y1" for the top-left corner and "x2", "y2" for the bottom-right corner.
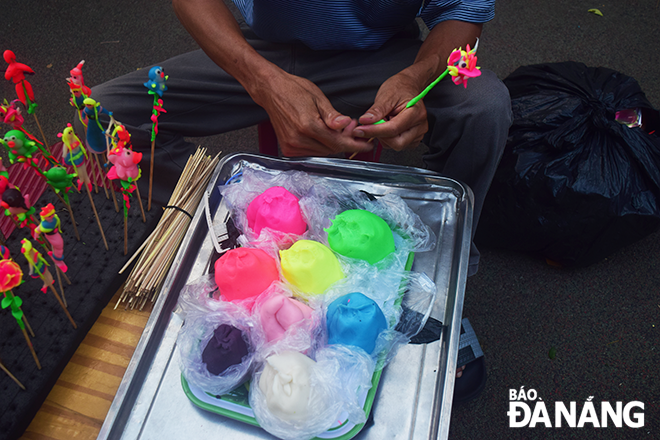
[{"x1": 89, "y1": 26, "x2": 512, "y2": 275}]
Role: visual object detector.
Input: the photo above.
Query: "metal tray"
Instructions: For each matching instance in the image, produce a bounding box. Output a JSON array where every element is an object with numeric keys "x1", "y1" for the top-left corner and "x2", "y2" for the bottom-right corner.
[{"x1": 98, "y1": 153, "x2": 473, "y2": 440}]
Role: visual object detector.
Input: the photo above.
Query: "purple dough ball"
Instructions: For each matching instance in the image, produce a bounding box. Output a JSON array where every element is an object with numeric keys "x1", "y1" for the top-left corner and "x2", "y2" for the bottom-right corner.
[{"x1": 201, "y1": 324, "x2": 249, "y2": 375}]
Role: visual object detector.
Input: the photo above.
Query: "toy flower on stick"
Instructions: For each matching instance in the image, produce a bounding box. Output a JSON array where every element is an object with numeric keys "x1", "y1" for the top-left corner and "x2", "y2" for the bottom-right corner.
[
  {"x1": 0, "y1": 257, "x2": 41, "y2": 369},
  {"x1": 21, "y1": 238, "x2": 76, "y2": 329},
  {"x1": 3, "y1": 50, "x2": 48, "y2": 146},
  {"x1": 143, "y1": 65, "x2": 168, "y2": 211},
  {"x1": 372, "y1": 40, "x2": 481, "y2": 125}
]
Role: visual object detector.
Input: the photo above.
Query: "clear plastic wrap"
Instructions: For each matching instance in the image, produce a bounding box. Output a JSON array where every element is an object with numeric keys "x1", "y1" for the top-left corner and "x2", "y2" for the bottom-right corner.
[
  {"x1": 177, "y1": 273, "x2": 219, "y2": 314},
  {"x1": 249, "y1": 345, "x2": 374, "y2": 440},
  {"x1": 219, "y1": 167, "x2": 436, "y2": 255},
  {"x1": 251, "y1": 283, "x2": 323, "y2": 358},
  {"x1": 320, "y1": 268, "x2": 437, "y2": 370},
  {"x1": 220, "y1": 168, "x2": 317, "y2": 245},
  {"x1": 178, "y1": 164, "x2": 440, "y2": 439},
  {"x1": 177, "y1": 304, "x2": 261, "y2": 396}
]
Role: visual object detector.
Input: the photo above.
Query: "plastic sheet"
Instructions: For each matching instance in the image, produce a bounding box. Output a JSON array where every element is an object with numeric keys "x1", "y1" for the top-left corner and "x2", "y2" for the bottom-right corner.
[
  {"x1": 478, "y1": 62, "x2": 660, "y2": 267},
  {"x1": 174, "y1": 165, "x2": 440, "y2": 439},
  {"x1": 177, "y1": 305, "x2": 260, "y2": 396},
  {"x1": 220, "y1": 167, "x2": 436, "y2": 255},
  {"x1": 249, "y1": 346, "x2": 374, "y2": 440}
]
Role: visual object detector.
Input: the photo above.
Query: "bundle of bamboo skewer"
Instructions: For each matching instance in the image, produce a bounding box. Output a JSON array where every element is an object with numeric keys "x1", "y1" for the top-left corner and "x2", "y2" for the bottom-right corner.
[{"x1": 116, "y1": 147, "x2": 220, "y2": 310}]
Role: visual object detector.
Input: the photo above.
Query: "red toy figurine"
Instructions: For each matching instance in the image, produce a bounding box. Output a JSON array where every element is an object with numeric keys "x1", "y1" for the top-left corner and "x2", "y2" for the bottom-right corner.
[{"x1": 3, "y1": 50, "x2": 37, "y2": 114}]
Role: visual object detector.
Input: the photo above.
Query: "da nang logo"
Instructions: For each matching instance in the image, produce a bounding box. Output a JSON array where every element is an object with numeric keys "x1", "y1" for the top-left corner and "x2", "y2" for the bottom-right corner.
[{"x1": 508, "y1": 387, "x2": 644, "y2": 428}]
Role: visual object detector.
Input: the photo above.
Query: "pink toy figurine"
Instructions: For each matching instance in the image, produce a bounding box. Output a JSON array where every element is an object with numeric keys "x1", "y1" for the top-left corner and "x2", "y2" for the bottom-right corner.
[
  {"x1": 0, "y1": 99, "x2": 43, "y2": 145},
  {"x1": 107, "y1": 143, "x2": 143, "y2": 181},
  {"x1": 35, "y1": 204, "x2": 67, "y2": 272},
  {"x1": 67, "y1": 60, "x2": 91, "y2": 111},
  {"x1": 3, "y1": 50, "x2": 37, "y2": 114},
  {"x1": 0, "y1": 99, "x2": 24, "y2": 129},
  {"x1": 447, "y1": 43, "x2": 482, "y2": 88},
  {"x1": 107, "y1": 125, "x2": 146, "y2": 253}
]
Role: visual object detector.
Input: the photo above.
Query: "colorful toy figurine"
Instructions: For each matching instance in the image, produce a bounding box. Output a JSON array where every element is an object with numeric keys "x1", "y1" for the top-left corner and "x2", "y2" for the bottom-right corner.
[
  {"x1": 107, "y1": 125, "x2": 145, "y2": 253},
  {"x1": 144, "y1": 66, "x2": 168, "y2": 211},
  {"x1": 4, "y1": 50, "x2": 49, "y2": 145},
  {"x1": 59, "y1": 124, "x2": 89, "y2": 189},
  {"x1": 0, "y1": 256, "x2": 40, "y2": 369},
  {"x1": 20, "y1": 238, "x2": 76, "y2": 328},
  {"x1": 45, "y1": 166, "x2": 75, "y2": 202},
  {"x1": 370, "y1": 40, "x2": 482, "y2": 126},
  {"x1": 143, "y1": 66, "x2": 168, "y2": 98},
  {"x1": 447, "y1": 43, "x2": 482, "y2": 88},
  {"x1": 57, "y1": 124, "x2": 108, "y2": 249},
  {"x1": 3, "y1": 50, "x2": 37, "y2": 114},
  {"x1": 107, "y1": 143, "x2": 142, "y2": 181},
  {"x1": 2, "y1": 130, "x2": 39, "y2": 166},
  {"x1": 0, "y1": 99, "x2": 24, "y2": 129},
  {"x1": 0, "y1": 99, "x2": 42, "y2": 145},
  {"x1": 1, "y1": 187, "x2": 38, "y2": 236},
  {"x1": 43, "y1": 166, "x2": 82, "y2": 242},
  {"x1": 67, "y1": 60, "x2": 92, "y2": 114},
  {"x1": 82, "y1": 98, "x2": 113, "y2": 154},
  {"x1": 2, "y1": 129, "x2": 58, "y2": 167},
  {"x1": 35, "y1": 204, "x2": 67, "y2": 272}
]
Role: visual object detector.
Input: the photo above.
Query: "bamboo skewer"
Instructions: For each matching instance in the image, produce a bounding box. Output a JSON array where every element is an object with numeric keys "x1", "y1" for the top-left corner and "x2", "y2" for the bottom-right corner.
[
  {"x1": 43, "y1": 276, "x2": 76, "y2": 329},
  {"x1": 21, "y1": 326, "x2": 41, "y2": 369},
  {"x1": 0, "y1": 356, "x2": 26, "y2": 389},
  {"x1": 148, "y1": 139, "x2": 155, "y2": 211},
  {"x1": 22, "y1": 313, "x2": 35, "y2": 338},
  {"x1": 54, "y1": 267, "x2": 67, "y2": 307},
  {"x1": 117, "y1": 148, "x2": 219, "y2": 310},
  {"x1": 135, "y1": 185, "x2": 146, "y2": 223},
  {"x1": 93, "y1": 154, "x2": 110, "y2": 199},
  {"x1": 85, "y1": 183, "x2": 108, "y2": 250},
  {"x1": 33, "y1": 113, "x2": 48, "y2": 148},
  {"x1": 58, "y1": 265, "x2": 71, "y2": 285}
]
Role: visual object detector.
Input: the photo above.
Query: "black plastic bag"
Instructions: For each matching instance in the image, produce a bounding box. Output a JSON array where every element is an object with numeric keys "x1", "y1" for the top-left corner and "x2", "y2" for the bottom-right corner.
[{"x1": 476, "y1": 62, "x2": 660, "y2": 267}]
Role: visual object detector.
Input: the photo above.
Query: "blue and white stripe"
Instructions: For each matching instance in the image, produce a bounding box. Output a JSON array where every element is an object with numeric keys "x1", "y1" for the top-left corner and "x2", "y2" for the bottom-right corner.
[{"x1": 232, "y1": 0, "x2": 496, "y2": 50}]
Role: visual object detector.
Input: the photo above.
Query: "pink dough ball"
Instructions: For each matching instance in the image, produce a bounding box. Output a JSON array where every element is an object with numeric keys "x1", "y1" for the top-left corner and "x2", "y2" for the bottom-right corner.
[
  {"x1": 260, "y1": 292, "x2": 313, "y2": 342},
  {"x1": 214, "y1": 248, "x2": 279, "y2": 308},
  {"x1": 246, "y1": 186, "x2": 307, "y2": 237}
]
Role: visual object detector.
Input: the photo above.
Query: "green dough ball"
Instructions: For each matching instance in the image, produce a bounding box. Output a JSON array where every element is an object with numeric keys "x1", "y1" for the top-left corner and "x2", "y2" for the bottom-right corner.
[{"x1": 325, "y1": 209, "x2": 395, "y2": 264}]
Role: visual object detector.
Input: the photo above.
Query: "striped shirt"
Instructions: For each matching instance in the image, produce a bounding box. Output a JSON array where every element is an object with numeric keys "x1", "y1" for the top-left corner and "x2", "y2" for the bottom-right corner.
[{"x1": 232, "y1": 0, "x2": 495, "y2": 50}]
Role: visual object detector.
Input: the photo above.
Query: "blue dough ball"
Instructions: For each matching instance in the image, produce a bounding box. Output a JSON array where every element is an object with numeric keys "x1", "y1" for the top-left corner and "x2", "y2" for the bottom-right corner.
[{"x1": 326, "y1": 292, "x2": 387, "y2": 354}]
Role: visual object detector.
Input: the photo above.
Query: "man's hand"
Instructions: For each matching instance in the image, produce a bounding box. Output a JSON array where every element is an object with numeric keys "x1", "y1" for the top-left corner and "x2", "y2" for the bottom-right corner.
[
  {"x1": 252, "y1": 70, "x2": 373, "y2": 157},
  {"x1": 353, "y1": 70, "x2": 429, "y2": 151},
  {"x1": 352, "y1": 20, "x2": 483, "y2": 152}
]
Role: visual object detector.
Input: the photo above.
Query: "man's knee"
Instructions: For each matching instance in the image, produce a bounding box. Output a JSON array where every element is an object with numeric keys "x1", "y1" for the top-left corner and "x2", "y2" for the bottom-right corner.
[{"x1": 466, "y1": 70, "x2": 512, "y2": 127}]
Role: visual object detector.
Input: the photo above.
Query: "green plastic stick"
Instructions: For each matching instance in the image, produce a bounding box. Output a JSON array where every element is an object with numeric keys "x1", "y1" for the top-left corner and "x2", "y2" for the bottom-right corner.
[{"x1": 373, "y1": 67, "x2": 450, "y2": 125}]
